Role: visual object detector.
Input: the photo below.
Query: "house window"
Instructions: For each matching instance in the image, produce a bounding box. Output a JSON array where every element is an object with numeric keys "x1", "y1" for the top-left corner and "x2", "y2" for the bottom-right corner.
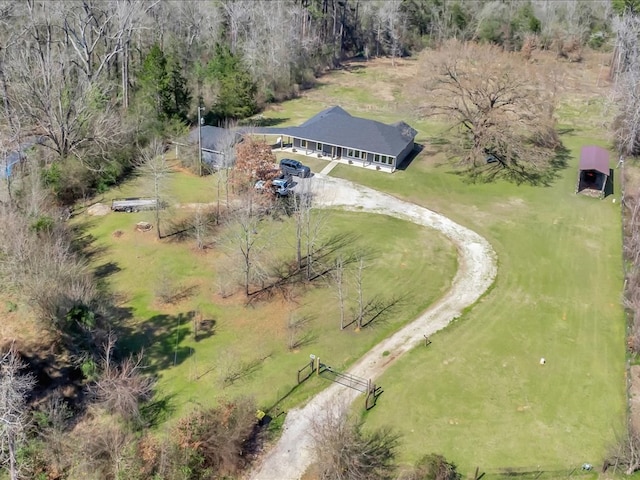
[
  {"x1": 347, "y1": 149, "x2": 355, "y2": 157},
  {"x1": 301, "y1": 140, "x2": 307, "y2": 148},
  {"x1": 317, "y1": 143, "x2": 323, "y2": 151},
  {"x1": 374, "y1": 154, "x2": 380, "y2": 163}
]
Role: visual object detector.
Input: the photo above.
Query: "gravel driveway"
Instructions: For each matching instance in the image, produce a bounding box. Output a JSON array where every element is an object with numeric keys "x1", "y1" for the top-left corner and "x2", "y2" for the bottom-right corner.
[{"x1": 248, "y1": 174, "x2": 497, "y2": 480}]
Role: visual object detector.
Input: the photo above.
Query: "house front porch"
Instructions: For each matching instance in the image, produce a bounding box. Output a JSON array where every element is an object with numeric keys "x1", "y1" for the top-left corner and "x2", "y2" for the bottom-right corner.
[{"x1": 272, "y1": 146, "x2": 395, "y2": 174}]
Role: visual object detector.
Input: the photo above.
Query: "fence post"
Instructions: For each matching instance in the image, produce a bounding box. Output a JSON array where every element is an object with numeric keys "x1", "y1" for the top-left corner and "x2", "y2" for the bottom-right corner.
[{"x1": 316, "y1": 357, "x2": 320, "y2": 375}]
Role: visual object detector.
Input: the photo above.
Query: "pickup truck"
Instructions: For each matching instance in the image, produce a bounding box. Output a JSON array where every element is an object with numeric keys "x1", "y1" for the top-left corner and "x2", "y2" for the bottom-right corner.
[{"x1": 111, "y1": 198, "x2": 158, "y2": 213}]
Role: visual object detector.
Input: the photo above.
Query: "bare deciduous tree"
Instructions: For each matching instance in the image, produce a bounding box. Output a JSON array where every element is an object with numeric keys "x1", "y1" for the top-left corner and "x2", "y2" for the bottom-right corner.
[
  {"x1": 291, "y1": 181, "x2": 326, "y2": 281},
  {"x1": 88, "y1": 334, "x2": 155, "y2": 424},
  {"x1": 311, "y1": 403, "x2": 399, "y2": 480},
  {"x1": 624, "y1": 187, "x2": 640, "y2": 353},
  {"x1": 223, "y1": 196, "x2": 269, "y2": 296},
  {"x1": 377, "y1": 0, "x2": 405, "y2": 66},
  {"x1": 606, "y1": 427, "x2": 640, "y2": 475},
  {"x1": 212, "y1": 120, "x2": 239, "y2": 224},
  {"x1": 70, "y1": 414, "x2": 137, "y2": 480},
  {"x1": 286, "y1": 312, "x2": 314, "y2": 351},
  {"x1": 139, "y1": 139, "x2": 171, "y2": 239},
  {"x1": 0, "y1": 199, "x2": 97, "y2": 327},
  {"x1": 4, "y1": 2, "x2": 123, "y2": 167},
  {"x1": 192, "y1": 205, "x2": 208, "y2": 250},
  {"x1": 421, "y1": 40, "x2": 560, "y2": 184},
  {"x1": 612, "y1": 14, "x2": 640, "y2": 156},
  {"x1": 354, "y1": 255, "x2": 366, "y2": 329},
  {"x1": 0, "y1": 344, "x2": 35, "y2": 480},
  {"x1": 332, "y1": 255, "x2": 347, "y2": 330}
]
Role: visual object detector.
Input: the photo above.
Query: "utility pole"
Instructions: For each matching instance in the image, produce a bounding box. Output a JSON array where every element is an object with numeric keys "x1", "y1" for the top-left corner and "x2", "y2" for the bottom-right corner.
[{"x1": 198, "y1": 106, "x2": 205, "y2": 176}]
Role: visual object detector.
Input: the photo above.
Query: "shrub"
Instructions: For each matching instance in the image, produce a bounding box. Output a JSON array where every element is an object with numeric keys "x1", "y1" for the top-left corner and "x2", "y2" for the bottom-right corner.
[
  {"x1": 399, "y1": 453, "x2": 462, "y2": 480},
  {"x1": 172, "y1": 398, "x2": 260, "y2": 477}
]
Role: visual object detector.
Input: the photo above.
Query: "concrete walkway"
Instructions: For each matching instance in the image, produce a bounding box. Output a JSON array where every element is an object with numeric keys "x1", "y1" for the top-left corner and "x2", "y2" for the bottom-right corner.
[{"x1": 319, "y1": 160, "x2": 339, "y2": 175}]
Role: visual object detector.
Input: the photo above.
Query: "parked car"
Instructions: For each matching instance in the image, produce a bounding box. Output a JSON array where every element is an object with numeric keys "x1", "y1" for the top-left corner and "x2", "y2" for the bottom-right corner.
[
  {"x1": 272, "y1": 173, "x2": 293, "y2": 188},
  {"x1": 280, "y1": 158, "x2": 311, "y2": 178},
  {"x1": 254, "y1": 180, "x2": 290, "y2": 197}
]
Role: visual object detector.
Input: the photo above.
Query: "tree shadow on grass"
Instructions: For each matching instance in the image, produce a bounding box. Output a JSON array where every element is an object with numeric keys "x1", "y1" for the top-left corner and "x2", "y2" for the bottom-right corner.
[
  {"x1": 140, "y1": 392, "x2": 177, "y2": 427},
  {"x1": 238, "y1": 116, "x2": 291, "y2": 127},
  {"x1": 115, "y1": 311, "x2": 216, "y2": 375},
  {"x1": 453, "y1": 144, "x2": 571, "y2": 187},
  {"x1": 70, "y1": 219, "x2": 109, "y2": 261},
  {"x1": 17, "y1": 347, "x2": 86, "y2": 409},
  {"x1": 95, "y1": 261, "x2": 122, "y2": 279}
]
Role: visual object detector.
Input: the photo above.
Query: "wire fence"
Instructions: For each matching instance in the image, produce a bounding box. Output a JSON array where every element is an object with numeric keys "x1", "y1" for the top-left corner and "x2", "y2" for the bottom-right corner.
[{"x1": 476, "y1": 465, "x2": 599, "y2": 479}]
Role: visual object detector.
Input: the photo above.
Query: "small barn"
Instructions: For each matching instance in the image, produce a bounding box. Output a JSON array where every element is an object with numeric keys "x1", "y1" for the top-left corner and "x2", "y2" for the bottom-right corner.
[{"x1": 576, "y1": 146, "x2": 610, "y2": 198}]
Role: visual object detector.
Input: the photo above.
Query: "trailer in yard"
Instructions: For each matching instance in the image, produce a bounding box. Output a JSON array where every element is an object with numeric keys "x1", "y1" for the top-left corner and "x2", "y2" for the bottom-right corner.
[{"x1": 111, "y1": 198, "x2": 158, "y2": 212}]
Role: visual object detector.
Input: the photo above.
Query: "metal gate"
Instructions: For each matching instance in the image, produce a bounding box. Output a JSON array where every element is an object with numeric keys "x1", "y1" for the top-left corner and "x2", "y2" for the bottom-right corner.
[{"x1": 318, "y1": 362, "x2": 370, "y2": 393}]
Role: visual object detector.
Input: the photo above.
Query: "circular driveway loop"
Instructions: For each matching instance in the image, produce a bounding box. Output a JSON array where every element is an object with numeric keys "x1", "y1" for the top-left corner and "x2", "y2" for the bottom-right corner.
[{"x1": 249, "y1": 174, "x2": 497, "y2": 480}]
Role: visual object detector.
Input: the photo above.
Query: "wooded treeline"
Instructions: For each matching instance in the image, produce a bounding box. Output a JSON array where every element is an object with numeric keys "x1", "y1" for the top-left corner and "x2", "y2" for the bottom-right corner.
[{"x1": 0, "y1": 0, "x2": 617, "y2": 204}]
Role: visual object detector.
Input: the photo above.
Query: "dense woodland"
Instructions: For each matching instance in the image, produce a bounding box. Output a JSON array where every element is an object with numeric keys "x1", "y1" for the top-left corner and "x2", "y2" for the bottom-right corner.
[
  {"x1": 0, "y1": 0, "x2": 620, "y2": 202},
  {"x1": 2, "y1": 0, "x2": 640, "y2": 479}
]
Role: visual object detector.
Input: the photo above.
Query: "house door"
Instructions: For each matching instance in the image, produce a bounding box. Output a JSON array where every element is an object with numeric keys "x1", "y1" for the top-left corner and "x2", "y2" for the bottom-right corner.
[{"x1": 336, "y1": 147, "x2": 342, "y2": 158}]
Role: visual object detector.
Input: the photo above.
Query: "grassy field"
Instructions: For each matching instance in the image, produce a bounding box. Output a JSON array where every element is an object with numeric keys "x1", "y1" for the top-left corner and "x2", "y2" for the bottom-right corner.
[
  {"x1": 77, "y1": 174, "x2": 456, "y2": 422},
  {"x1": 73, "y1": 49, "x2": 627, "y2": 476},
  {"x1": 351, "y1": 136, "x2": 625, "y2": 474},
  {"x1": 253, "y1": 53, "x2": 626, "y2": 475}
]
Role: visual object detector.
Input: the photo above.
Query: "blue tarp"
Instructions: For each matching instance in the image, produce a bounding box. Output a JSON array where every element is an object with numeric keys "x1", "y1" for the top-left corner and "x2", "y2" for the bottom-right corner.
[
  {"x1": 2, "y1": 151, "x2": 21, "y2": 178},
  {"x1": 1, "y1": 137, "x2": 45, "y2": 178}
]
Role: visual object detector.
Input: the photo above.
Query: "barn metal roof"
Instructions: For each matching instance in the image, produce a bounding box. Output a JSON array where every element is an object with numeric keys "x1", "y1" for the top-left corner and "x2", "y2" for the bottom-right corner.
[{"x1": 579, "y1": 146, "x2": 610, "y2": 176}]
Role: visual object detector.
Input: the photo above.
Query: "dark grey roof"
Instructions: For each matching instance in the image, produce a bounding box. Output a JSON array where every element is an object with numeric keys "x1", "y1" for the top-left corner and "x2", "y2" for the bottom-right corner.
[
  {"x1": 300, "y1": 105, "x2": 351, "y2": 127},
  {"x1": 188, "y1": 126, "x2": 241, "y2": 151},
  {"x1": 238, "y1": 126, "x2": 300, "y2": 136},
  {"x1": 292, "y1": 107, "x2": 416, "y2": 157},
  {"x1": 189, "y1": 107, "x2": 416, "y2": 158}
]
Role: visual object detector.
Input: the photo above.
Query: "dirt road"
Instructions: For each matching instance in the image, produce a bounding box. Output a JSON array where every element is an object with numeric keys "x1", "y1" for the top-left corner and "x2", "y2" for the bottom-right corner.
[{"x1": 248, "y1": 174, "x2": 497, "y2": 480}]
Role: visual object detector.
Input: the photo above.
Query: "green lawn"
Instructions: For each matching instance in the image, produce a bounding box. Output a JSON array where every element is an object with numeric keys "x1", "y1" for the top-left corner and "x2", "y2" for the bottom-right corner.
[
  {"x1": 329, "y1": 136, "x2": 625, "y2": 474},
  {"x1": 78, "y1": 186, "x2": 456, "y2": 422}
]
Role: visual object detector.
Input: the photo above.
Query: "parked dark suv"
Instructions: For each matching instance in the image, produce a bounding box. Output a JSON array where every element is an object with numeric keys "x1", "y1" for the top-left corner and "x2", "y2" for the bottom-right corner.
[{"x1": 280, "y1": 158, "x2": 311, "y2": 178}]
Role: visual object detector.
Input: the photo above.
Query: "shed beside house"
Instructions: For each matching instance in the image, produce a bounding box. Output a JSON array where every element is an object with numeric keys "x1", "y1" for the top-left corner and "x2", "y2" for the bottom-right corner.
[
  {"x1": 576, "y1": 146, "x2": 610, "y2": 198},
  {"x1": 187, "y1": 126, "x2": 242, "y2": 170}
]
